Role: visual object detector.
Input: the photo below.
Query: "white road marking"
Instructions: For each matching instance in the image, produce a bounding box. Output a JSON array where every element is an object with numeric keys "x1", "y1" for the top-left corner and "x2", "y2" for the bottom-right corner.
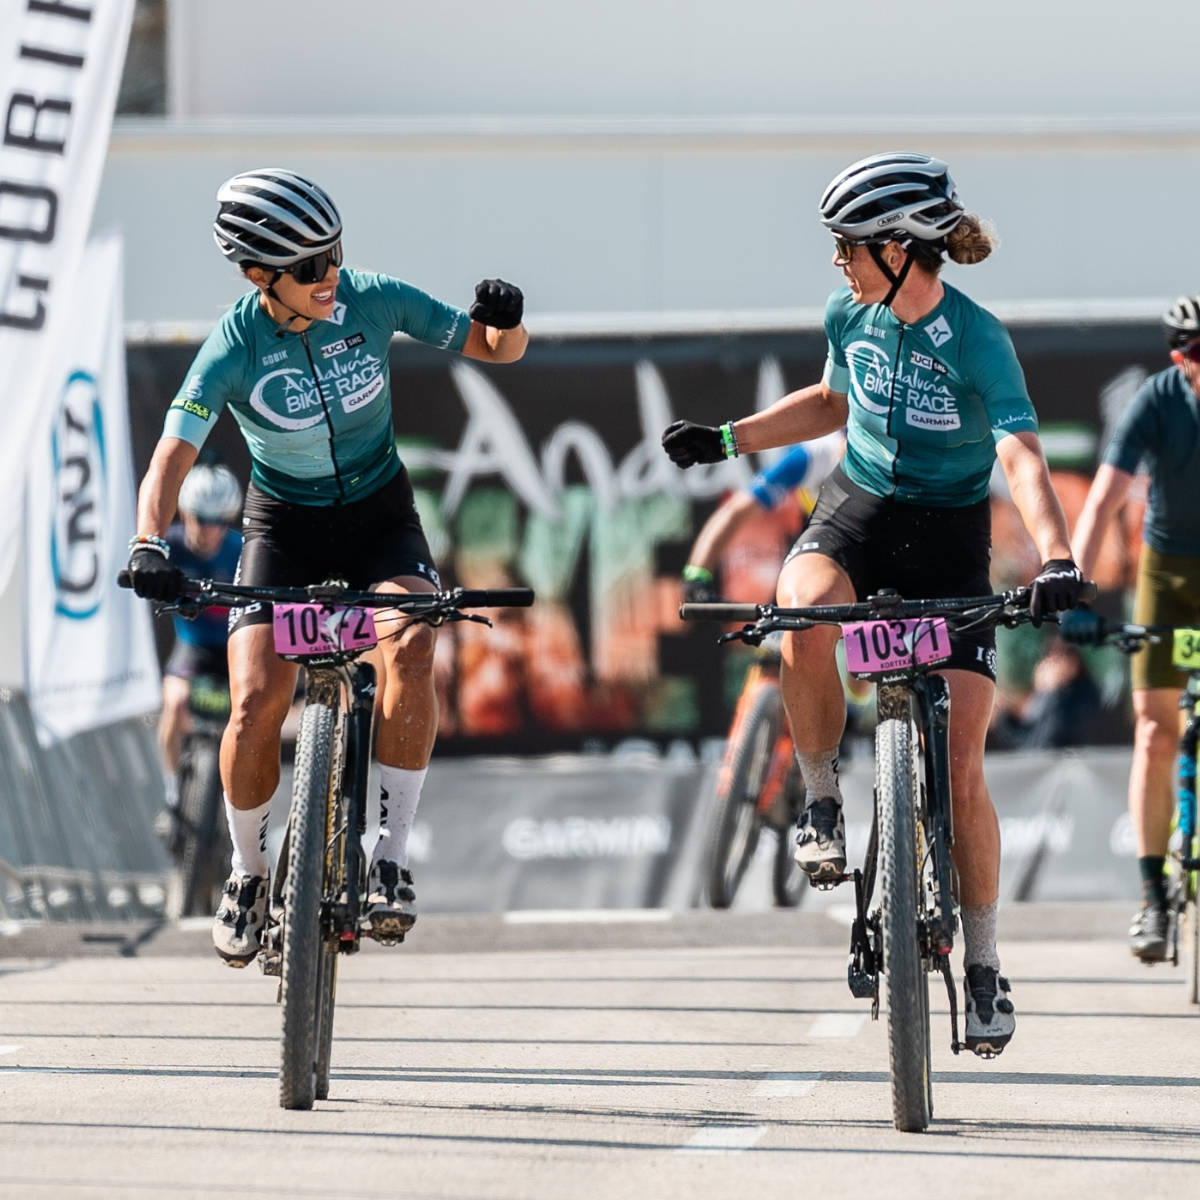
[
  {"x1": 754, "y1": 1072, "x2": 822, "y2": 1098},
  {"x1": 503, "y1": 909, "x2": 673, "y2": 924},
  {"x1": 677, "y1": 1125, "x2": 767, "y2": 1153},
  {"x1": 0, "y1": 1045, "x2": 22, "y2": 1056},
  {"x1": 807, "y1": 1012, "x2": 867, "y2": 1038}
]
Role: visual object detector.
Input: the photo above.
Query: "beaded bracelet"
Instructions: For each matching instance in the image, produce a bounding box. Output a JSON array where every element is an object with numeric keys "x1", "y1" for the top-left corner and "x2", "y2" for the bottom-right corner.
[
  {"x1": 719, "y1": 420, "x2": 739, "y2": 459},
  {"x1": 128, "y1": 533, "x2": 170, "y2": 559}
]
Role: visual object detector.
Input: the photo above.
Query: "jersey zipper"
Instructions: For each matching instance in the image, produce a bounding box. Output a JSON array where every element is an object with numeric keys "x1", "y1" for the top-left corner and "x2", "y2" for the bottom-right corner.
[
  {"x1": 886, "y1": 323, "x2": 904, "y2": 497},
  {"x1": 299, "y1": 329, "x2": 346, "y2": 503}
]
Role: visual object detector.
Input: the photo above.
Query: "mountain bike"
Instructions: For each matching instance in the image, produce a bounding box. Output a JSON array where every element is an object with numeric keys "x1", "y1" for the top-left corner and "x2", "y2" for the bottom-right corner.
[
  {"x1": 1063, "y1": 616, "x2": 1200, "y2": 1002},
  {"x1": 683, "y1": 585, "x2": 1063, "y2": 1132},
  {"x1": 125, "y1": 572, "x2": 534, "y2": 1109},
  {"x1": 706, "y1": 635, "x2": 806, "y2": 909},
  {"x1": 166, "y1": 673, "x2": 232, "y2": 919}
]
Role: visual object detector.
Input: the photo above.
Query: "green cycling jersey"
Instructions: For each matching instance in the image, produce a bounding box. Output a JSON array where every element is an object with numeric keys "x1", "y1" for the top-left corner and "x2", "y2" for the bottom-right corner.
[
  {"x1": 821, "y1": 283, "x2": 1038, "y2": 506},
  {"x1": 162, "y1": 267, "x2": 471, "y2": 505}
]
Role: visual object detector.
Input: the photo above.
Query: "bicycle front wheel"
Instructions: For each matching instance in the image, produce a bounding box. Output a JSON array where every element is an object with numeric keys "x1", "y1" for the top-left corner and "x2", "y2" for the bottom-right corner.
[
  {"x1": 876, "y1": 713, "x2": 932, "y2": 1133},
  {"x1": 706, "y1": 683, "x2": 781, "y2": 908},
  {"x1": 279, "y1": 702, "x2": 335, "y2": 1111}
]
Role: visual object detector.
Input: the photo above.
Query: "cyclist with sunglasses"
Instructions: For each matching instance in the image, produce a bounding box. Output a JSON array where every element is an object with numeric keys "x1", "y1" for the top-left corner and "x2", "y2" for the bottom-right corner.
[
  {"x1": 663, "y1": 152, "x2": 1084, "y2": 1056},
  {"x1": 1066, "y1": 296, "x2": 1200, "y2": 962},
  {"x1": 125, "y1": 167, "x2": 527, "y2": 965}
]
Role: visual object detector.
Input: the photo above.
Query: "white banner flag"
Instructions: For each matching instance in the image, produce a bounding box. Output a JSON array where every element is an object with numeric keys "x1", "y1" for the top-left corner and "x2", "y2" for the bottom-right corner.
[
  {"x1": 0, "y1": 0, "x2": 135, "y2": 590},
  {"x1": 23, "y1": 232, "x2": 160, "y2": 743}
]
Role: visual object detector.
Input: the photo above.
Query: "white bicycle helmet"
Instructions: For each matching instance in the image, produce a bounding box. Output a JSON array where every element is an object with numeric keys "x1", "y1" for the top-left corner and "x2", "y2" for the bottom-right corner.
[
  {"x1": 1163, "y1": 295, "x2": 1200, "y2": 348},
  {"x1": 212, "y1": 168, "x2": 342, "y2": 267},
  {"x1": 819, "y1": 152, "x2": 964, "y2": 245},
  {"x1": 178, "y1": 464, "x2": 243, "y2": 523}
]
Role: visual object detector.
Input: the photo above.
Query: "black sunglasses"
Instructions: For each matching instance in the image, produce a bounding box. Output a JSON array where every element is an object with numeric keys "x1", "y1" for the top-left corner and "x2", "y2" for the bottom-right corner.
[{"x1": 282, "y1": 242, "x2": 343, "y2": 285}]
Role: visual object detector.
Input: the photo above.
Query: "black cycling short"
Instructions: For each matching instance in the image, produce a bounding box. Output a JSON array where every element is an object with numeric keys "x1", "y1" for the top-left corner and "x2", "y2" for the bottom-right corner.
[
  {"x1": 784, "y1": 466, "x2": 997, "y2": 681},
  {"x1": 164, "y1": 639, "x2": 229, "y2": 680},
  {"x1": 229, "y1": 467, "x2": 440, "y2": 635}
]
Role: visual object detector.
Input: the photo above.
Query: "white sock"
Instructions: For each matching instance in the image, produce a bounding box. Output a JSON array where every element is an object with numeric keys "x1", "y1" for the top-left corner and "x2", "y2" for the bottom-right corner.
[
  {"x1": 962, "y1": 902, "x2": 1001, "y2": 971},
  {"x1": 796, "y1": 749, "x2": 843, "y2": 806},
  {"x1": 225, "y1": 796, "x2": 271, "y2": 878},
  {"x1": 371, "y1": 765, "x2": 427, "y2": 870}
]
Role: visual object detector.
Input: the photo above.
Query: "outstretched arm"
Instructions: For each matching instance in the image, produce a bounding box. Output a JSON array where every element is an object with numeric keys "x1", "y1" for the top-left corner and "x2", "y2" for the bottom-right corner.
[
  {"x1": 136, "y1": 437, "x2": 199, "y2": 537},
  {"x1": 730, "y1": 383, "x2": 847, "y2": 455}
]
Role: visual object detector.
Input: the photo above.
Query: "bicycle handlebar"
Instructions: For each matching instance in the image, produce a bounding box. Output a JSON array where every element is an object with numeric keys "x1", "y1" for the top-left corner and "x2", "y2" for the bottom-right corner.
[{"x1": 118, "y1": 571, "x2": 535, "y2": 613}]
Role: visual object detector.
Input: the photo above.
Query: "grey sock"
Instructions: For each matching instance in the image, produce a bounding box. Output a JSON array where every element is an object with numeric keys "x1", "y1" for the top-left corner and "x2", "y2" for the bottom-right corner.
[
  {"x1": 962, "y1": 902, "x2": 1001, "y2": 971},
  {"x1": 796, "y1": 749, "x2": 842, "y2": 806}
]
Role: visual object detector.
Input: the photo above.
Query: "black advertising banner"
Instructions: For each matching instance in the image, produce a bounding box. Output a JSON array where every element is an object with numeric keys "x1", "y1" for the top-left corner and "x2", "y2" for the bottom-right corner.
[{"x1": 126, "y1": 317, "x2": 1165, "y2": 755}]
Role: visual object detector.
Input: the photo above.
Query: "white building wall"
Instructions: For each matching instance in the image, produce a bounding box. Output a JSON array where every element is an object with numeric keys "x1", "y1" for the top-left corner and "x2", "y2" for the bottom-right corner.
[{"x1": 93, "y1": 0, "x2": 1200, "y2": 328}]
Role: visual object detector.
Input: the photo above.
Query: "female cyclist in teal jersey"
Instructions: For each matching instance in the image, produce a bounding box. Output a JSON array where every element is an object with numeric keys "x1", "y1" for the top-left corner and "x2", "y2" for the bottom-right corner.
[
  {"x1": 663, "y1": 152, "x2": 1085, "y2": 1057},
  {"x1": 126, "y1": 168, "x2": 528, "y2": 965}
]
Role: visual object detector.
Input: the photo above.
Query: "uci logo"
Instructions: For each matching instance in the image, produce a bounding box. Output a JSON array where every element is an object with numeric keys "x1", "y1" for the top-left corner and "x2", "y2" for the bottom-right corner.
[{"x1": 51, "y1": 370, "x2": 106, "y2": 619}]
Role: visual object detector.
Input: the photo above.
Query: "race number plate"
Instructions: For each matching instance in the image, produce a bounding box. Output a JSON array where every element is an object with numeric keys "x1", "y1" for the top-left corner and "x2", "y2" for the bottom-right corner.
[
  {"x1": 842, "y1": 617, "x2": 952, "y2": 674},
  {"x1": 273, "y1": 604, "x2": 378, "y2": 655},
  {"x1": 1172, "y1": 628, "x2": 1200, "y2": 670}
]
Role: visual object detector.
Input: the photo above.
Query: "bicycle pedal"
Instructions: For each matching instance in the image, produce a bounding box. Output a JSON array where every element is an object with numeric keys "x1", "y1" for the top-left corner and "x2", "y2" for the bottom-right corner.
[
  {"x1": 258, "y1": 949, "x2": 282, "y2": 977},
  {"x1": 810, "y1": 874, "x2": 847, "y2": 893}
]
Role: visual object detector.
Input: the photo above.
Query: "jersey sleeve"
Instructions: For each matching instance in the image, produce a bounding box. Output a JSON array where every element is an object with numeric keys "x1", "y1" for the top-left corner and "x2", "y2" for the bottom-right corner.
[
  {"x1": 353, "y1": 271, "x2": 471, "y2": 353},
  {"x1": 821, "y1": 289, "x2": 851, "y2": 394},
  {"x1": 964, "y1": 315, "x2": 1039, "y2": 443},
  {"x1": 161, "y1": 317, "x2": 245, "y2": 448},
  {"x1": 1103, "y1": 375, "x2": 1162, "y2": 474}
]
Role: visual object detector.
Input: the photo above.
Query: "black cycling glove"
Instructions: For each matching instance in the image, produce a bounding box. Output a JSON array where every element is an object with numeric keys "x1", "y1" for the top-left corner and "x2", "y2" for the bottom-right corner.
[
  {"x1": 469, "y1": 278, "x2": 524, "y2": 329},
  {"x1": 126, "y1": 548, "x2": 184, "y2": 602},
  {"x1": 662, "y1": 420, "x2": 726, "y2": 468},
  {"x1": 1057, "y1": 606, "x2": 1104, "y2": 646},
  {"x1": 1029, "y1": 558, "x2": 1085, "y2": 624}
]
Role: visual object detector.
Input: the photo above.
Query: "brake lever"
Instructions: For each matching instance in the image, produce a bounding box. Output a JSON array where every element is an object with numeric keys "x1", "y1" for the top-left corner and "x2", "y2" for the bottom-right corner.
[
  {"x1": 443, "y1": 611, "x2": 494, "y2": 627},
  {"x1": 718, "y1": 623, "x2": 766, "y2": 647}
]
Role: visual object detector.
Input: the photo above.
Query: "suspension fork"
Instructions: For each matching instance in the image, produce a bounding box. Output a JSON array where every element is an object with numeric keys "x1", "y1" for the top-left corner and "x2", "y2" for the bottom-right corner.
[
  {"x1": 338, "y1": 661, "x2": 377, "y2": 938},
  {"x1": 1178, "y1": 679, "x2": 1199, "y2": 876}
]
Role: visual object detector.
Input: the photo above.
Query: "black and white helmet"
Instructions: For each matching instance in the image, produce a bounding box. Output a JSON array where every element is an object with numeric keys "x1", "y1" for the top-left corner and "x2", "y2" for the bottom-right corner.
[
  {"x1": 819, "y1": 152, "x2": 964, "y2": 245},
  {"x1": 178, "y1": 464, "x2": 243, "y2": 524},
  {"x1": 1163, "y1": 295, "x2": 1200, "y2": 349},
  {"x1": 212, "y1": 168, "x2": 342, "y2": 267}
]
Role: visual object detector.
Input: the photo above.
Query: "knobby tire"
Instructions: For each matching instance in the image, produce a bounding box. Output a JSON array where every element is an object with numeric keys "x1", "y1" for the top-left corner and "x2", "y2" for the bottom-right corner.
[
  {"x1": 707, "y1": 683, "x2": 781, "y2": 908},
  {"x1": 876, "y1": 714, "x2": 933, "y2": 1132},
  {"x1": 279, "y1": 702, "x2": 334, "y2": 1111},
  {"x1": 771, "y1": 768, "x2": 807, "y2": 908}
]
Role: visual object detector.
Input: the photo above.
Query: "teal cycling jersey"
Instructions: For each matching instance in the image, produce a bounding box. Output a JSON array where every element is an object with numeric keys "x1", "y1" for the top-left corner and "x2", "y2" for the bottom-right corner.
[
  {"x1": 820, "y1": 283, "x2": 1038, "y2": 506},
  {"x1": 162, "y1": 268, "x2": 471, "y2": 504}
]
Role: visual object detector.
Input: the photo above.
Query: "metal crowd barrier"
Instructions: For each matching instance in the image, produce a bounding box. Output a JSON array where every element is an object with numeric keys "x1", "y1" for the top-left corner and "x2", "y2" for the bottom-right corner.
[{"x1": 0, "y1": 690, "x2": 168, "y2": 923}]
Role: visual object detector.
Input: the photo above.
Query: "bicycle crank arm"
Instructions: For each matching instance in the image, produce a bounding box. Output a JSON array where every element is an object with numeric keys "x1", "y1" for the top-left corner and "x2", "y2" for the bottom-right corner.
[{"x1": 936, "y1": 955, "x2": 963, "y2": 1054}]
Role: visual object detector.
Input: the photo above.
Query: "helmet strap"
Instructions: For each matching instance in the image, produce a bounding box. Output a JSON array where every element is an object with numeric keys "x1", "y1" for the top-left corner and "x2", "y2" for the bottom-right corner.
[
  {"x1": 262, "y1": 270, "x2": 308, "y2": 336},
  {"x1": 869, "y1": 243, "x2": 914, "y2": 308}
]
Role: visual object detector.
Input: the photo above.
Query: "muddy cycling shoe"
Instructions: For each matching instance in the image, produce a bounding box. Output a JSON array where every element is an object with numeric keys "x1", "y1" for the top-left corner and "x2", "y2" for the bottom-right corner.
[
  {"x1": 964, "y1": 964, "x2": 1015, "y2": 1058},
  {"x1": 365, "y1": 860, "x2": 417, "y2": 943},
  {"x1": 1129, "y1": 903, "x2": 1169, "y2": 963},
  {"x1": 793, "y1": 796, "x2": 847, "y2": 886},
  {"x1": 211, "y1": 872, "x2": 269, "y2": 967}
]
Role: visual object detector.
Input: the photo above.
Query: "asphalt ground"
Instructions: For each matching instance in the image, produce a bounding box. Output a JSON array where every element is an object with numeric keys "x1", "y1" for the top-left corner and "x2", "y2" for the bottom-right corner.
[{"x1": 1, "y1": 903, "x2": 1198, "y2": 1199}]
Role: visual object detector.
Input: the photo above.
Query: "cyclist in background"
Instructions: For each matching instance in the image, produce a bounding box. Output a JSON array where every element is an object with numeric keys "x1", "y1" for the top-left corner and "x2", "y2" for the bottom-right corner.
[
  {"x1": 663, "y1": 152, "x2": 1084, "y2": 1056},
  {"x1": 125, "y1": 168, "x2": 527, "y2": 965},
  {"x1": 1067, "y1": 296, "x2": 1200, "y2": 962},
  {"x1": 680, "y1": 431, "x2": 845, "y2": 605},
  {"x1": 156, "y1": 461, "x2": 243, "y2": 838}
]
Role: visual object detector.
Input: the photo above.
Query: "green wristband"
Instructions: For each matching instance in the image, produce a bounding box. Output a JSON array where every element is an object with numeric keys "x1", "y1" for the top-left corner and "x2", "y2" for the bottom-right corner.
[
  {"x1": 719, "y1": 421, "x2": 739, "y2": 459},
  {"x1": 682, "y1": 565, "x2": 715, "y2": 584}
]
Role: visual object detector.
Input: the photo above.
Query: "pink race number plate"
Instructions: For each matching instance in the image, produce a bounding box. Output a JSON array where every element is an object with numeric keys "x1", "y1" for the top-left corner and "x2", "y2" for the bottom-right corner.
[
  {"x1": 273, "y1": 604, "x2": 378, "y2": 655},
  {"x1": 841, "y1": 617, "x2": 951, "y2": 674}
]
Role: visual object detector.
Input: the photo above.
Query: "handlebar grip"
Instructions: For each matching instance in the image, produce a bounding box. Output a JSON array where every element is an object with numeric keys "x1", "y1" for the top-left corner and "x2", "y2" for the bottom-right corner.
[
  {"x1": 454, "y1": 587, "x2": 535, "y2": 609},
  {"x1": 679, "y1": 602, "x2": 762, "y2": 622},
  {"x1": 117, "y1": 570, "x2": 132, "y2": 588}
]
